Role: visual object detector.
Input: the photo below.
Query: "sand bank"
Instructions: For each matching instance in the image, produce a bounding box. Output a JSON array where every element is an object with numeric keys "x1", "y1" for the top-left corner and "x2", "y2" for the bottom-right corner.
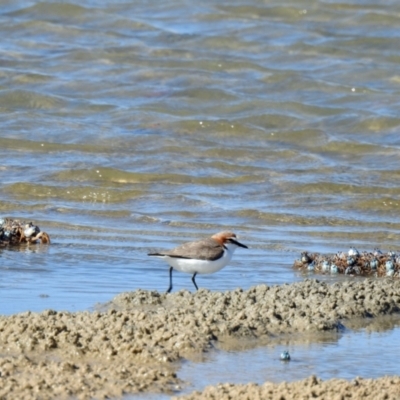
[
  {"x1": 175, "y1": 375, "x2": 400, "y2": 400},
  {"x1": 0, "y1": 278, "x2": 399, "y2": 399}
]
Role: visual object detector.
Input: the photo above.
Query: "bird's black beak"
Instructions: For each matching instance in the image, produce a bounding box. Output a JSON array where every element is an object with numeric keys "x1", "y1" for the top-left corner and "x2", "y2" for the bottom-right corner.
[{"x1": 229, "y1": 238, "x2": 248, "y2": 249}]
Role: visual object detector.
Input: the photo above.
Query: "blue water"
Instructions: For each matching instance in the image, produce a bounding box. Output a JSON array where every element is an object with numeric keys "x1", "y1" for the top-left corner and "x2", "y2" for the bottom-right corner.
[
  {"x1": 129, "y1": 317, "x2": 400, "y2": 398},
  {"x1": 1, "y1": 0, "x2": 400, "y2": 394},
  {"x1": 1, "y1": 0, "x2": 400, "y2": 314},
  {"x1": 180, "y1": 326, "x2": 400, "y2": 387}
]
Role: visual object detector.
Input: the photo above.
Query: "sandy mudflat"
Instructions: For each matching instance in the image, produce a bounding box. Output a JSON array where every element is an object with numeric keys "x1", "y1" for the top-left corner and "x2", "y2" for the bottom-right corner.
[
  {"x1": 0, "y1": 278, "x2": 399, "y2": 399},
  {"x1": 175, "y1": 375, "x2": 400, "y2": 400}
]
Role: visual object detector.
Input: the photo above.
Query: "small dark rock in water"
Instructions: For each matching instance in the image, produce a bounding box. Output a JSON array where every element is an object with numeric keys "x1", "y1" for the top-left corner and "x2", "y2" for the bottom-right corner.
[
  {"x1": 293, "y1": 249, "x2": 400, "y2": 278},
  {"x1": 280, "y1": 350, "x2": 291, "y2": 361}
]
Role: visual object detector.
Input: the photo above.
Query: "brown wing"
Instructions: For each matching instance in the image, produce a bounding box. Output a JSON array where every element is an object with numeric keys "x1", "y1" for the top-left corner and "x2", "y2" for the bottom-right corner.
[{"x1": 161, "y1": 237, "x2": 224, "y2": 261}]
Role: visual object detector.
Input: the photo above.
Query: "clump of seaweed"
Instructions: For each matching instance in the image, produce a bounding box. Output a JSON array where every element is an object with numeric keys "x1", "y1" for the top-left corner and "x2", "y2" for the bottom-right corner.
[
  {"x1": 294, "y1": 248, "x2": 399, "y2": 277},
  {"x1": 0, "y1": 218, "x2": 50, "y2": 246}
]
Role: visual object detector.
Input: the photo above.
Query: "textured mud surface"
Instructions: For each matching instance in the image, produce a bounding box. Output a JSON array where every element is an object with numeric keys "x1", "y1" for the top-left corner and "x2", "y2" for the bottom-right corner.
[
  {"x1": 0, "y1": 279, "x2": 399, "y2": 399},
  {"x1": 175, "y1": 375, "x2": 400, "y2": 400}
]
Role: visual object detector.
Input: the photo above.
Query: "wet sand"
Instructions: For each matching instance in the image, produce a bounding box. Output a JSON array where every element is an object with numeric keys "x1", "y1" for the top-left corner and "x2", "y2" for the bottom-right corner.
[
  {"x1": 176, "y1": 375, "x2": 400, "y2": 400},
  {"x1": 0, "y1": 278, "x2": 399, "y2": 399}
]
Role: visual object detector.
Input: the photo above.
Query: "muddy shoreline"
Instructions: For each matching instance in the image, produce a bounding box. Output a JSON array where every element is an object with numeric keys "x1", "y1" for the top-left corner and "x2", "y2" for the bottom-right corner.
[
  {"x1": 175, "y1": 375, "x2": 400, "y2": 400},
  {"x1": 0, "y1": 279, "x2": 399, "y2": 399}
]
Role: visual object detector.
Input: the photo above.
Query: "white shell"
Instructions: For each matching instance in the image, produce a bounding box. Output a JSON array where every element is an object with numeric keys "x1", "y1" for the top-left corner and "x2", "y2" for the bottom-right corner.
[
  {"x1": 24, "y1": 226, "x2": 36, "y2": 238},
  {"x1": 348, "y1": 247, "x2": 359, "y2": 257}
]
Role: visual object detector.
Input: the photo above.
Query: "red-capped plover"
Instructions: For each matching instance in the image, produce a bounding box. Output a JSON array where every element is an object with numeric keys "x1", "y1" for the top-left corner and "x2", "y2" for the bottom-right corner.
[{"x1": 148, "y1": 231, "x2": 248, "y2": 293}]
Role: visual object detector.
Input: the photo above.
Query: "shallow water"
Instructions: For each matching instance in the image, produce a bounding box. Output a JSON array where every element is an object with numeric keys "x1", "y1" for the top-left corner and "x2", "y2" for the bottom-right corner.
[
  {"x1": 1, "y1": 0, "x2": 400, "y2": 315},
  {"x1": 1, "y1": 0, "x2": 400, "y2": 394},
  {"x1": 130, "y1": 316, "x2": 400, "y2": 399},
  {"x1": 180, "y1": 317, "x2": 400, "y2": 391}
]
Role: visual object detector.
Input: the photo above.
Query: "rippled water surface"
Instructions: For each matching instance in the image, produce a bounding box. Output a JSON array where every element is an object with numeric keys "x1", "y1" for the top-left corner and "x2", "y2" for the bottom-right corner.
[
  {"x1": 1, "y1": 0, "x2": 400, "y2": 385},
  {"x1": 171, "y1": 317, "x2": 400, "y2": 397},
  {"x1": 130, "y1": 316, "x2": 400, "y2": 399}
]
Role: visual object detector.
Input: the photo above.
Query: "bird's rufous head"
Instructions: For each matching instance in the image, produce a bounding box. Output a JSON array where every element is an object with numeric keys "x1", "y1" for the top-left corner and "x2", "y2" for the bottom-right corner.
[{"x1": 212, "y1": 231, "x2": 248, "y2": 248}]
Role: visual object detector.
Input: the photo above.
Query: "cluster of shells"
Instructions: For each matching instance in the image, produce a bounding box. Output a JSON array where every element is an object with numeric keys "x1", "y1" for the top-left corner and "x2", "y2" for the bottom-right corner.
[
  {"x1": 293, "y1": 247, "x2": 400, "y2": 278},
  {"x1": 0, "y1": 218, "x2": 50, "y2": 245}
]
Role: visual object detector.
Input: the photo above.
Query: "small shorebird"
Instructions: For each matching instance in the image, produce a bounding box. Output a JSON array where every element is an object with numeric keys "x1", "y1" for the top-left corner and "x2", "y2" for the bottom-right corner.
[{"x1": 148, "y1": 231, "x2": 248, "y2": 293}]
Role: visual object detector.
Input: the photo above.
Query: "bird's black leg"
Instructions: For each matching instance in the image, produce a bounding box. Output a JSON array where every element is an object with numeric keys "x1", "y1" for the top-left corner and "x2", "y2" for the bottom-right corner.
[
  {"x1": 166, "y1": 267, "x2": 173, "y2": 293},
  {"x1": 191, "y1": 272, "x2": 199, "y2": 291}
]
